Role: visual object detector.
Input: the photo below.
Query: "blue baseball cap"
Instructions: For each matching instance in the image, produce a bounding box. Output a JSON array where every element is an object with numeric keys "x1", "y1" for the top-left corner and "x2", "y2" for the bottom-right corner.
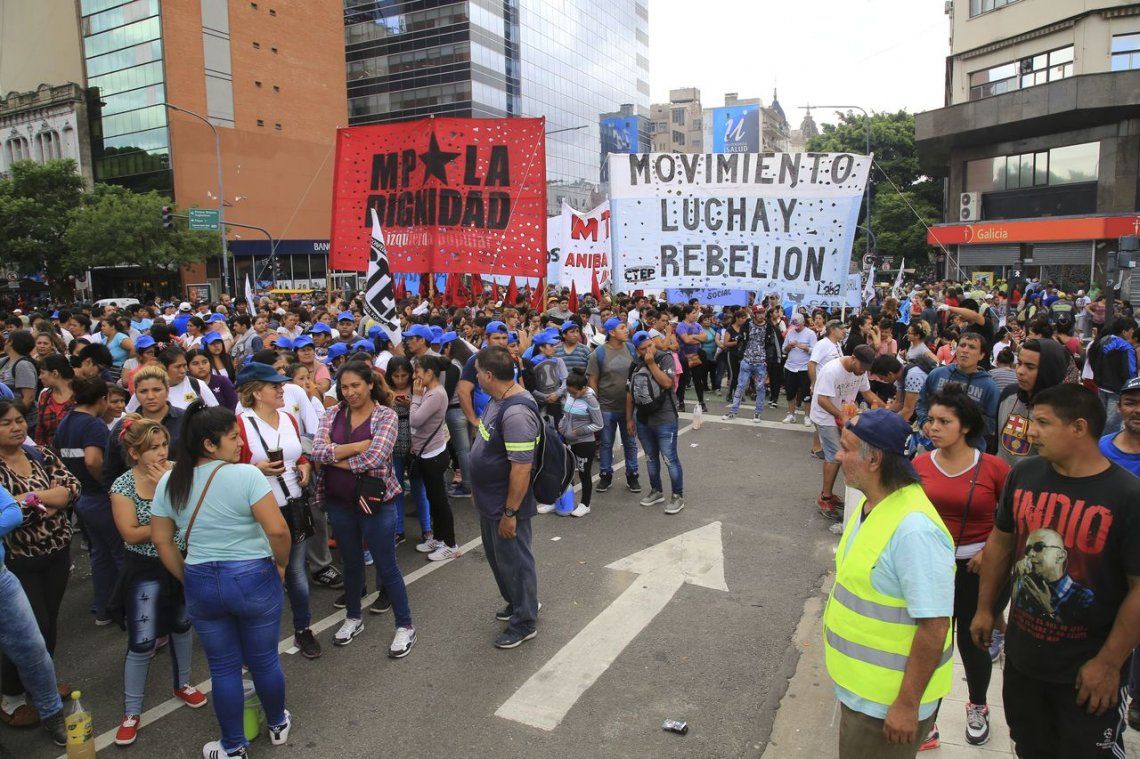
[
  {"x1": 630, "y1": 330, "x2": 652, "y2": 349},
  {"x1": 235, "y1": 362, "x2": 289, "y2": 386},
  {"x1": 201, "y1": 332, "x2": 224, "y2": 345},
  {"x1": 309, "y1": 323, "x2": 333, "y2": 335},
  {"x1": 429, "y1": 325, "x2": 444, "y2": 343},
  {"x1": 323, "y1": 343, "x2": 350, "y2": 364},
  {"x1": 507, "y1": 331, "x2": 519, "y2": 345},
  {"x1": 351, "y1": 339, "x2": 374, "y2": 354},
  {"x1": 845, "y1": 409, "x2": 915, "y2": 458},
  {"x1": 404, "y1": 324, "x2": 433, "y2": 342},
  {"x1": 367, "y1": 324, "x2": 388, "y2": 340},
  {"x1": 438, "y1": 330, "x2": 458, "y2": 346},
  {"x1": 292, "y1": 335, "x2": 314, "y2": 350},
  {"x1": 134, "y1": 335, "x2": 156, "y2": 351},
  {"x1": 604, "y1": 317, "x2": 624, "y2": 333},
  {"x1": 486, "y1": 320, "x2": 509, "y2": 335},
  {"x1": 559, "y1": 321, "x2": 581, "y2": 333},
  {"x1": 205, "y1": 313, "x2": 226, "y2": 324},
  {"x1": 336, "y1": 311, "x2": 355, "y2": 322},
  {"x1": 51, "y1": 310, "x2": 60, "y2": 319},
  {"x1": 532, "y1": 332, "x2": 559, "y2": 346},
  {"x1": 275, "y1": 337, "x2": 293, "y2": 350}
]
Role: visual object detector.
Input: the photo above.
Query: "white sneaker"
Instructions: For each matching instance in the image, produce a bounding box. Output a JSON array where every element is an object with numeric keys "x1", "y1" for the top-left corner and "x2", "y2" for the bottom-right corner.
[
  {"x1": 333, "y1": 618, "x2": 364, "y2": 646},
  {"x1": 427, "y1": 544, "x2": 461, "y2": 562},
  {"x1": 415, "y1": 538, "x2": 443, "y2": 553},
  {"x1": 804, "y1": 414, "x2": 813, "y2": 428},
  {"x1": 569, "y1": 504, "x2": 591, "y2": 517},
  {"x1": 536, "y1": 503, "x2": 556, "y2": 514},
  {"x1": 389, "y1": 625, "x2": 416, "y2": 658},
  {"x1": 782, "y1": 413, "x2": 795, "y2": 424},
  {"x1": 268, "y1": 710, "x2": 291, "y2": 746},
  {"x1": 664, "y1": 494, "x2": 685, "y2": 515},
  {"x1": 722, "y1": 411, "x2": 736, "y2": 420},
  {"x1": 202, "y1": 741, "x2": 247, "y2": 758}
]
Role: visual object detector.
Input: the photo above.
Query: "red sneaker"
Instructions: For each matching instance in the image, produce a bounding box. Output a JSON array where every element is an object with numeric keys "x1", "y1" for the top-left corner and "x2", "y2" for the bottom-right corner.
[
  {"x1": 115, "y1": 714, "x2": 140, "y2": 746},
  {"x1": 817, "y1": 495, "x2": 842, "y2": 521},
  {"x1": 919, "y1": 722, "x2": 940, "y2": 751},
  {"x1": 173, "y1": 685, "x2": 208, "y2": 709}
]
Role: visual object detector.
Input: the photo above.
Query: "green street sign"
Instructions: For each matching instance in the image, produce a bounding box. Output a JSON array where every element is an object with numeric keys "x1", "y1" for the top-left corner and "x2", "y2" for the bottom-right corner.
[{"x1": 188, "y1": 208, "x2": 220, "y2": 231}]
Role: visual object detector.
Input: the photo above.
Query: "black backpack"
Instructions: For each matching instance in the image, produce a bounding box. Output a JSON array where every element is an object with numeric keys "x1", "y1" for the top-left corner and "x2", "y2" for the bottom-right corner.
[
  {"x1": 627, "y1": 359, "x2": 669, "y2": 422},
  {"x1": 495, "y1": 395, "x2": 576, "y2": 504}
]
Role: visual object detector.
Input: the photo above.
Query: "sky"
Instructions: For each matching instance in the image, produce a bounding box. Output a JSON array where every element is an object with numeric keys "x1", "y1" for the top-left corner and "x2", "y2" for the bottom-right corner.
[{"x1": 648, "y1": 0, "x2": 950, "y2": 127}]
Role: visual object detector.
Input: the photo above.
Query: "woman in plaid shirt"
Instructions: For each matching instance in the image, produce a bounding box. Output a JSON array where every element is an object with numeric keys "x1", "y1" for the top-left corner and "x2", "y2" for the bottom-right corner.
[{"x1": 311, "y1": 361, "x2": 416, "y2": 657}]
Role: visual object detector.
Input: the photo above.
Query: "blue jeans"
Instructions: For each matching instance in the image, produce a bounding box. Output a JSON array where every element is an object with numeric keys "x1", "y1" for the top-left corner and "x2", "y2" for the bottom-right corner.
[
  {"x1": 599, "y1": 410, "x2": 639, "y2": 477},
  {"x1": 0, "y1": 568, "x2": 61, "y2": 719},
  {"x1": 636, "y1": 419, "x2": 683, "y2": 495},
  {"x1": 74, "y1": 492, "x2": 125, "y2": 616},
  {"x1": 730, "y1": 359, "x2": 767, "y2": 414},
  {"x1": 184, "y1": 558, "x2": 286, "y2": 753},
  {"x1": 446, "y1": 406, "x2": 472, "y2": 491},
  {"x1": 393, "y1": 455, "x2": 431, "y2": 537},
  {"x1": 326, "y1": 499, "x2": 412, "y2": 626},
  {"x1": 284, "y1": 540, "x2": 311, "y2": 633},
  {"x1": 123, "y1": 568, "x2": 192, "y2": 715}
]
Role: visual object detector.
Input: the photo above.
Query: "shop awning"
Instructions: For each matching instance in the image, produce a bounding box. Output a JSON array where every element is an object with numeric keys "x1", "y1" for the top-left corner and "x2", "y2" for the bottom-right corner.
[{"x1": 928, "y1": 215, "x2": 1140, "y2": 246}]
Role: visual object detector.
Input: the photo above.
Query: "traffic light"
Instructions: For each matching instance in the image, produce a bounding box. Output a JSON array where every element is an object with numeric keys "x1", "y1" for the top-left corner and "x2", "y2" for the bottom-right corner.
[{"x1": 161, "y1": 205, "x2": 173, "y2": 231}]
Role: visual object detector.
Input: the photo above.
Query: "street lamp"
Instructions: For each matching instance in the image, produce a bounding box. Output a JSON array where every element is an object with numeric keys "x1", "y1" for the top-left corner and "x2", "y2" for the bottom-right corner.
[
  {"x1": 801, "y1": 105, "x2": 872, "y2": 259},
  {"x1": 163, "y1": 102, "x2": 229, "y2": 295}
]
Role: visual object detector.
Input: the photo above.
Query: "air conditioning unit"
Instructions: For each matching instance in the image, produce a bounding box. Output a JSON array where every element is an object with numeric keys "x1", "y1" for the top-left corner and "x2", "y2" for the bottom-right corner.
[{"x1": 960, "y1": 192, "x2": 981, "y2": 222}]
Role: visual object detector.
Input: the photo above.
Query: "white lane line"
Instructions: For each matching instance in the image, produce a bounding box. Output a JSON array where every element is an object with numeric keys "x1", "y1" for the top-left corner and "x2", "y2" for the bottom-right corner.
[
  {"x1": 77, "y1": 424, "x2": 696, "y2": 753},
  {"x1": 677, "y1": 411, "x2": 815, "y2": 433}
]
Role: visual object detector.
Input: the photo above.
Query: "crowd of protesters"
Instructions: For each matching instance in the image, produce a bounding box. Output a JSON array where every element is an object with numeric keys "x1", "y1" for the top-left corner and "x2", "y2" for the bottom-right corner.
[{"x1": 0, "y1": 272, "x2": 1137, "y2": 757}]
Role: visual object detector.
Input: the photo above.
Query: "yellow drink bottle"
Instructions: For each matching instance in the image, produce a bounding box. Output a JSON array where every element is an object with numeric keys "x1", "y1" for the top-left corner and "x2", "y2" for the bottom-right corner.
[{"x1": 65, "y1": 690, "x2": 96, "y2": 759}]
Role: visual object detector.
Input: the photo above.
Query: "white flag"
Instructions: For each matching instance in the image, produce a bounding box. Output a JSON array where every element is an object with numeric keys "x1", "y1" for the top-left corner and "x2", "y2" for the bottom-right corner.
[
  {"x1": 244, "y1": 273, "x2": 257, "y2": 315},
  {"x1": 362, "y1": 209, "x2": 402, "y2": 344},
  {"x1": 862, "y1": 265, "x2": 876, "y2": 303},
  {"x1": 892, "y1": 258, "x2": 906, "y2": 298}
]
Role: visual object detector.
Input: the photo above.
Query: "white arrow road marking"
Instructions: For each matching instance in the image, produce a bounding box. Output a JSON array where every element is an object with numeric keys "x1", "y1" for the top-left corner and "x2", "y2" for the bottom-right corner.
[{"x1": 495, "y1": 521, "x2": 728, "y2": 731}]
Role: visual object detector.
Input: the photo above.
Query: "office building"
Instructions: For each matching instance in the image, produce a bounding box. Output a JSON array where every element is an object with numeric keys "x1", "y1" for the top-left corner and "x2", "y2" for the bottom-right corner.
[
  {"x1": 344, "y1": 0, "x2": 651, "y2": 196},
  {"x1": 699, "y1": 91, "x2": 797, "y2": 154},
  {"x1": 0, "y1": 84, "x2": 95, "y2": 185},
  {"x1": 650, "y1": 87, "x2": 703, "y2": 152},
  {"x1": 916, "y1": 0, "x2": 1140, "y2": 297}
]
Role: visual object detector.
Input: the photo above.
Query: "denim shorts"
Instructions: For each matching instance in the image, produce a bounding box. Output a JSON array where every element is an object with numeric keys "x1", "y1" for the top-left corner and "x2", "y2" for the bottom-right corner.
[{"x1": 816, "y1": 422, "x2": 842, "y2": 463}]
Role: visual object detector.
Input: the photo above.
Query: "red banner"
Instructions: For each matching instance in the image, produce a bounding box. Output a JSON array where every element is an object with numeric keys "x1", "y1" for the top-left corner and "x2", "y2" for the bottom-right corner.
[{"x1": 328, "y1": 117, "x2": 547, "y2": 275}]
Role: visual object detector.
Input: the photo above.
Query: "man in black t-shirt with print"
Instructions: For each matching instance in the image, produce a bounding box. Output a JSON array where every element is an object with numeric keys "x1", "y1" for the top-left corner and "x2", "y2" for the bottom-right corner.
[{"x1": 971, "y1": 384, "x2": 1140, "y2": 758}]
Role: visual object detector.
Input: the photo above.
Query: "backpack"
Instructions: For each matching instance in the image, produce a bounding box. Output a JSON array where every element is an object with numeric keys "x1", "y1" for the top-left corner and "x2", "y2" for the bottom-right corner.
[
  {"x1": 495, "y1": 395, "x2": 576, "y2": 504},
  {"x1": 628, "y1": 359, "x2": 669, "y2": 422},
  {"x1": 1, "y1": 355, "x2": 41, "y2": 402},
  {"x1": 529, "y1": 358, "x2": 562, "y2": 397}
]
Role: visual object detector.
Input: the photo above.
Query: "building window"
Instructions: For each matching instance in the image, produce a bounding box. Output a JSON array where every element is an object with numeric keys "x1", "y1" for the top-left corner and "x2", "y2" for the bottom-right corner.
[
  {"x1": 1111, "y1": 33, "x2": 1140, "y2": 71},
  {"x1": 36, "y1": 131, "x2": 62, "y2": 161},
  {"x1": 5, "y1": 137, "x2": 31, "y2": 164},
  {"x1": 969, "y1": 0, "x2": 1020, "y2": 17},
  {"x1": 964, "y1": 141, "x2": 1099, "y2": 193},
  {"x1": 672, "y1": 130, "x2": 685, "y2": 145},
  {"x1": 968, "y1": 45, "x2": 1073, "y2": 100},
  {"x1": 252, "y1": 41, "x2": 260, "y2": 49},
  {"x1": 671, "y1": 108, "x2": 685, "y2": 126}
]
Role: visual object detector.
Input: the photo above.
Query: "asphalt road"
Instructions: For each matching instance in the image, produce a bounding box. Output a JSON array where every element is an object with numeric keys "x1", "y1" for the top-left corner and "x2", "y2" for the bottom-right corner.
[{"x1": 1, "y1": 395, "x2": 841, "y2": 759}]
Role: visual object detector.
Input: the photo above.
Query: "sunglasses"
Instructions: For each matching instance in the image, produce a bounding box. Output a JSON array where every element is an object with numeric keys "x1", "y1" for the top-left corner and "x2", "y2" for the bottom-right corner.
[{"x1": 1026, "y1": 541, "x2": 1063, "y2": 554}]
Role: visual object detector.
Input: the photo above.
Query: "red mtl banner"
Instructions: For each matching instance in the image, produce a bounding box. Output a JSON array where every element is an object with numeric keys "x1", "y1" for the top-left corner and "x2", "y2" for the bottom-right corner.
[{"x1": 328, "y1": 117, "x2": 547, "y2": 275}]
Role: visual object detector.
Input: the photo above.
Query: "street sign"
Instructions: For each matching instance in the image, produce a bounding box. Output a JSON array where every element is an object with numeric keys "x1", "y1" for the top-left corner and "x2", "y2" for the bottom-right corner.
[{"x1": 188, "y1": 208, "x2": 220, "y2": 231}]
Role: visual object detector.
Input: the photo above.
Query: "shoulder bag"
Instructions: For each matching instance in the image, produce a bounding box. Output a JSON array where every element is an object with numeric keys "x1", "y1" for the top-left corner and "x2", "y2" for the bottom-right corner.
[
  {"x1": 181, "y1": 462, "x2": 227, "y2": 557},
  {"x1": 245, "y1": 415, "x2": 315, "y2": 544}
]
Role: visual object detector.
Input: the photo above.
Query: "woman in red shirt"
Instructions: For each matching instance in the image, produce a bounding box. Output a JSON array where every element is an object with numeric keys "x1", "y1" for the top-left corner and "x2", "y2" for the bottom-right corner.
[{"x1": 913, "y1": 384, "x2": 1011, "y2": 747}]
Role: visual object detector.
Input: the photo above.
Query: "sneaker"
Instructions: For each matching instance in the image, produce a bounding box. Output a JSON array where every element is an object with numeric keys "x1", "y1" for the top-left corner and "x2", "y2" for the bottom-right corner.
[
  {"x1": 536, "y1": 503, "x2": 556, "y2": 514},
  {"x1": 767, "y1": 400, "x2": 778, "y2": 408},
  {"x1": 782, "y1": 413, "x2": 795, "y2": 424},
  {"x1": 415, "y1": 538, "x2": 444, "y2": 553},
  {"x1": 569, "y1": 504, "x2": 591, "y2": 517},
  {"x1": 988, "y1": 628, "x2": 1004, "y2": 662},
  {"x1": 596, "y1": 473, "x2": 614, "y2": 492},
  {"x1": 752, "y1": 413, "x2": 762, "y2": 423},
  {"x1": 115, "y1": 714, "x2": 140, "y2": 746},
  {"x1": 427, "y1": 544, "x2": 461, "y2": 562},
  {"x1": 639, "y1": 489, "x2": 665, "y2": 507},
  {"x1": 311, "y1": 565, "x2": 344, "y2": 589},
  {"x1": 700, "y1": 402, "x2": 708, "y2": 412},
  {"x1": 202, "y1": 741, "x2": 248, "y2": 758},
  {"x1": 817, "y1": 496, "x2": 842, "y2": 522},
  {"x1": 174, "y1": 684, "x2": 208, "y2": 708},
  {"x1": 965, "y1": 702, "x2": 990, "y2": 745},
  {"x1": 919, "y1": 723, "x2": 939, "y2": 751},
  {"x1": 494, "y1": 627, "x2": 538, "y2": 649},
  {"x1": 293, "y1": 629, "x2": 322, "y2": 659},
  {"x1": 333, "y1": 585, "x2": 367, "y2": 609},
  {"x1": 94, "y1": 614, "x2": 113, "y2": 626},
  {"x1": 626, "y1": 472, "x2": 642, "y2": 493},
  {"x1": 333, "y1": 618, "x2": 364, "y2": 646},
  {"x1": 495, "y1": 602, "x2": 542, "y2": 621},
  {"x1": 268, "y1": 709, "x2": 291, "y2": 746},
  {"x1": 0, "y1": 703, "x2": 39, "y2": 727},
  {"x1": 664, "y1": 494, "x2": 685, "y2": 515},
  {"x1": 447, "y1": 484, "x2": 472, "y2": 498},
  {"x1": 389, "y1": 626, "x2": 417, "y2": 658},
  {"x1": 394, "y1": 533, "x2": 406, "y2": 547},
  {"x1": 363, "y1": 550, "x2": 374, "y2": 566},
  {"x1": 722, "y1": 411, "x2": 737, "y2": 420},
  {"x1": 369, "y1": 592, "x2": 392, "y2": 615},
  {"x1": 803, "y1": 414, "x2": 813, "y2": 428},
  {"x1": 42, "y1": 711, "x2": 66, "y2": 747}
]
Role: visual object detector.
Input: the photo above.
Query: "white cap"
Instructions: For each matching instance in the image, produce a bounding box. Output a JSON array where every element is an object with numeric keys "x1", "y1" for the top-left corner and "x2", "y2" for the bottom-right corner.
[{"x1": 178, "y1": 302, "x2": 191, "y2": 311}]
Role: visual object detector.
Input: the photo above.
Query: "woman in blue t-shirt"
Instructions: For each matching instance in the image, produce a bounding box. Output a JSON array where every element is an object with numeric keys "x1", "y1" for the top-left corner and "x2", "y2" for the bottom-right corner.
[
  {"x1": 100, "y1": 316, "x2": 134, "y2": 373},
  {"x1": 149, "y1": 402, "x2": 292, "y2": 758}
]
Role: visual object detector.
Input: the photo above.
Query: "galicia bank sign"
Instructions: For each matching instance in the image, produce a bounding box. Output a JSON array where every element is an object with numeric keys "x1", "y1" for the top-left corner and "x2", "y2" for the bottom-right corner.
[{"x1": 964, "y1": 226, "x2": 1010, "y2": 243}]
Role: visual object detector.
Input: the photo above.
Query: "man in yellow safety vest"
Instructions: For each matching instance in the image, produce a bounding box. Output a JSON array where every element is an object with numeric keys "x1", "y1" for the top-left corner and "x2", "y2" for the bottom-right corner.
[{"x1": 826, "y1": 409, "x2": 956, "y2": 757}]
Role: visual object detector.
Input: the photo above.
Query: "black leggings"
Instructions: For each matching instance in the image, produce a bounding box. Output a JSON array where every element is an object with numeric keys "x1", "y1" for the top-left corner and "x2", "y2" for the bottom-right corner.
[
  {"x1": 952, "y1": 557, "x2": 995, "y2": 705},
  {"x1": 2, "y1": 548, "x2": 70, "y2": 696},
  {"x1": 412, "y1": 450, "x2": 456, "y2": 547},
  {"x1": 678, "y1": 359, "x2": 704, "y2": 406},
  {"x1": 767, "y1": 362, "x2": 784, "y2": 403},
  {"x1": 570, "y1": 441, "x2": 598, "y2": 507}
]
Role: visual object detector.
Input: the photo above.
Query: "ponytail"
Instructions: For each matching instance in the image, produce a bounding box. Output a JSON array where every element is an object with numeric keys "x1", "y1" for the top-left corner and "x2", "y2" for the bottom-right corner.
[{"x1": 167, "y1": 400, "x2": 236, "y2": 512}]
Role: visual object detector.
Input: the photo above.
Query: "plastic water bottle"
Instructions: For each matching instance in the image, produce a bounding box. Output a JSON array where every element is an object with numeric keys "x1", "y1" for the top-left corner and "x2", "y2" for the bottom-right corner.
[
  {"x1": 692, "y1": 404, "x2": 703, "y2": 430},
  {"x1": 65, "y1": 691, "x2": 96, "y2": 759},
  {"x1": 242, "y1": 680, "x2": 264, "y2": 741}
]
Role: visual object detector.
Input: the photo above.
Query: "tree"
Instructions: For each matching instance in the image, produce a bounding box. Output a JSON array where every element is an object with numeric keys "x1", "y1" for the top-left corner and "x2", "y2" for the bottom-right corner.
[
  {"x1": 63, "y1": 185, "x2": 216, "y2": 278},
  {"x1": 807, "y1": 110, "x2": 943, "y2": 262},
  {"x1": 0, "y1": 160, "x2": 85, "y2": 283}
]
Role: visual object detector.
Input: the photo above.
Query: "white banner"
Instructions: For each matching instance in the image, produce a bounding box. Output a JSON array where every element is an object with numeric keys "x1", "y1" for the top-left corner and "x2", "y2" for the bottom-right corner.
[
  {"x1": 546, "y1": 215, "x2": 562, "y2": 284},
  {"x1": 609, "y1": 152, "x2": 871, "y2": 309},
  {"x1": 555, "y1": 200, "x2": 612, "y2": 293},
  {"x1": 846, "y1": 272, "x2": 862, "y2": 309}
]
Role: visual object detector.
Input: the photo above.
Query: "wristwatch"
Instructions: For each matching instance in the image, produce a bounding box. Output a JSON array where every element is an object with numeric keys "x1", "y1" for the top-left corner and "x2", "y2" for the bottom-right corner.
[{"x1": 503, "y1": 507, "x2": 518, "y2": 518}]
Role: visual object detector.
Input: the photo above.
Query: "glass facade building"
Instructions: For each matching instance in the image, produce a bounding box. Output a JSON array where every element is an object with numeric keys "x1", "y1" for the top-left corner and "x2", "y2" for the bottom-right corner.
[
  {"x1": 344, "y1": 0, "x2": 649, "y2": 188},
  {"x1": 80, "y1": 0, "x2": 172, "y2": 194}
]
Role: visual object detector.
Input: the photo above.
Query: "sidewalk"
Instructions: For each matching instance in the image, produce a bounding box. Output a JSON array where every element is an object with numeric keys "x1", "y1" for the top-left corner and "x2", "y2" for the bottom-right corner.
[{"x1": 763, "y1": 575, "x2": 1140, "y2": 758}]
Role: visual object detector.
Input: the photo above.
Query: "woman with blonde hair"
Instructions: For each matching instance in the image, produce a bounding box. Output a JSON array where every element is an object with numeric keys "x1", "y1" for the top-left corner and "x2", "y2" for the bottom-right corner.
[{"x1": 109, "y1": 415, "x2": 206, "y2": 746}]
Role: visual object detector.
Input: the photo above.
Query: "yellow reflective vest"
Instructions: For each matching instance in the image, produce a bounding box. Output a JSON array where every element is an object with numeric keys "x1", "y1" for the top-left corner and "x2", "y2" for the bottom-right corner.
[{"x1": 823, "y1": 483, "x2": 954, "y2": 710}]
